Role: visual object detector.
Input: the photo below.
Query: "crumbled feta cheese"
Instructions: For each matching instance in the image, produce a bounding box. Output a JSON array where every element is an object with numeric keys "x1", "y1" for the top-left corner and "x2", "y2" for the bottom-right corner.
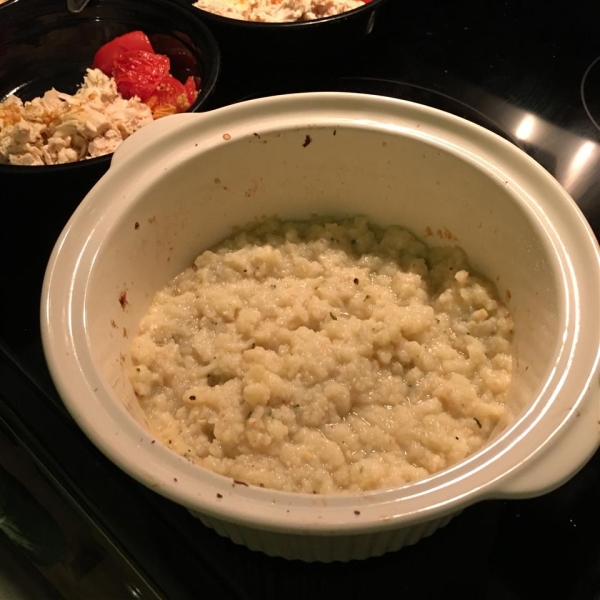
[{"x1": 0, "y1": 69, "x2": 154, "y2": 166}]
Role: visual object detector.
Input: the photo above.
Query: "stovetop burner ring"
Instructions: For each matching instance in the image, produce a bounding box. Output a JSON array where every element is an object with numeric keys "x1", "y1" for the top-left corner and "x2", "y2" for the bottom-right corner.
[{"x1": 581, "y1": 55, "x2": 600, "y2": 132}]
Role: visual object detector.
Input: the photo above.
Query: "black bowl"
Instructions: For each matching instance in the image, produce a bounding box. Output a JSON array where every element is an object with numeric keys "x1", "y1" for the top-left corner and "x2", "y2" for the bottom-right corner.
[
  {"x1": 180, "y1": 0, "x2": 390, "y2": 65},
  {"x1": 0, "y1": 0, "x2": 220, "y2": 211}
]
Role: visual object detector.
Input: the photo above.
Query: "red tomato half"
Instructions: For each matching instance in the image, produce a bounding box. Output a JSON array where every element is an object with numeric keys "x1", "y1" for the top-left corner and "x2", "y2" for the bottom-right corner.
[
  {"x1": 93, "y1": 31, "x2": 155, "y2": 76},
  {"x1": 183, "y1": 76, "x2": 198, "y2": 106},
  {"x1": 145, "y1": 75, "x2": 191, "y2": 118},
  {"x1": 112, "y1": 50, "x2": 170, "y2": 101}
]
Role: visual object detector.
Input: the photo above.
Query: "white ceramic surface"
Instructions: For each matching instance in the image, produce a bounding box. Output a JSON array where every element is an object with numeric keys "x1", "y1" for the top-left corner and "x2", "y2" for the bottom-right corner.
[{"x1": 41, "y1": 93, "x2": 600, "y2": 562}]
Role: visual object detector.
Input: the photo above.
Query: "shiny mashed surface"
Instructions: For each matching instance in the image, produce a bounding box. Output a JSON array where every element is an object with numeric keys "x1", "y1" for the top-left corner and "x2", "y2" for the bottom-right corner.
[
  {"x1": 0, "y1": 69, "x2": 153, "y2": 166},
  {"x1": 192, "y1": 0, "x2": 365, "y2": 22},
  {"x1": 129, "y1": 217, "x2": 514, "y2": 494}
]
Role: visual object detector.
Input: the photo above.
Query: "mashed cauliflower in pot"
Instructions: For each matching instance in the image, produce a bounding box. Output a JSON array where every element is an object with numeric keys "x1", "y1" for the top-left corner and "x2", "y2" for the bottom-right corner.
[
  {"x1": 128, "y1": 217, "x2": 514, "y2": 494},
  {"x1": 192, "y1": 0, "x2": 366, "y2": 22}
]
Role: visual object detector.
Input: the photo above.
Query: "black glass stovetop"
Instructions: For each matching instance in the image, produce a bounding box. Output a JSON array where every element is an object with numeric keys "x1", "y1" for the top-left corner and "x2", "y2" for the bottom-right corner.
[{"x1": 2, "y1": 1, "x2": 599, "y2": 598}]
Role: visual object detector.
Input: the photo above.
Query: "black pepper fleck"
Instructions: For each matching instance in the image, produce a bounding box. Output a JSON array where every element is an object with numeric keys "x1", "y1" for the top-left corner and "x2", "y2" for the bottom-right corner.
[
  {"x1": 217, "y1": 493, "x2": 223, "y2": 498},
  {"x1": 302, "y1": 134, "x2": 312, "y2": 147},
  {"x1": 353, "y1": 278, "x2": 359, "y2": 284},
  {"x1": 189, "y1": 395, "x2": 196, "y2": 400},
  {"x1": 354, "y1": 510, "x2": 361, "y2": 515}
]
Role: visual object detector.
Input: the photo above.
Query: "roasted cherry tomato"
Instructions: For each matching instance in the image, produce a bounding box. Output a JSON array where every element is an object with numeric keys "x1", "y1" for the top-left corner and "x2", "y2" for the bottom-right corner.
[
  {"x1": 112, "y1": 50, "x2": 170, "y2": 101},
  {"x1": 183, "y1": 76, "x2": 199, "y2": 106},
  {"x1": 93, "y1": 31, "x2": 155, "y2": 76},
  {"x1": 145, "y1": 75, "x2": 191, "y2": 118}
]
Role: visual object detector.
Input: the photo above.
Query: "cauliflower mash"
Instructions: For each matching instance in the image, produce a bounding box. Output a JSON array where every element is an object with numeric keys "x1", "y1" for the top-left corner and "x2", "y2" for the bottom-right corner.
[
  {"x1": 129, "y1": 217, "x2": 514, "y2": 494},
  {"x1": 192, "y1": 0, "x2": 366, "y2": 22}
]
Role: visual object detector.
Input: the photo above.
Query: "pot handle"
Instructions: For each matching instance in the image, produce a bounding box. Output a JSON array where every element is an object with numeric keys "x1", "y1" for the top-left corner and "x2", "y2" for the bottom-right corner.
[
  {"x1": 110, "y1": 113, "x2": 197, "y2": 169},
  {"x1": 495, "y1": 382, "x2": 600, "y2": 498}
]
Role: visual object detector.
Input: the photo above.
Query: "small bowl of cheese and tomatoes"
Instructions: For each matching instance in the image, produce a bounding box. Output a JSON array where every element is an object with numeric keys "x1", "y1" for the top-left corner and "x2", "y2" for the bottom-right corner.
[{"x1": 0, "y1": 0, "x2": 220, "y2": 172}]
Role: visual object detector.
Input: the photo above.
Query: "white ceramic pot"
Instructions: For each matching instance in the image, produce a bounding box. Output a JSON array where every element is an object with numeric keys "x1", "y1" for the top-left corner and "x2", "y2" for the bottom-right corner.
[{"x1": 41, "y1": 93, "x2": 600, "y2": 562}]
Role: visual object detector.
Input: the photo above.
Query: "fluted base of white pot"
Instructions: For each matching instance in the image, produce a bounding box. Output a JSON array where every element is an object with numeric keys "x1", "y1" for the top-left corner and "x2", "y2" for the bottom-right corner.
[{"x1": 189, "y1": 511, "x2": 459, "y2": 562}]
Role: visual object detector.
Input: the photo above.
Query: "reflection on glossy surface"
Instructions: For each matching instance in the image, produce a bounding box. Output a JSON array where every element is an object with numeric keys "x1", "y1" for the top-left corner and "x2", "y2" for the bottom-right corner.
[
  {"x1": 564, "y1": 140, "x2": 598, "y2": 192},
  {"x1": 66, "y1": 0, "x2": 90, "y2": 13},
  {"x1": 514, "y1": 114, "x2": 536, "y2": 141}
]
